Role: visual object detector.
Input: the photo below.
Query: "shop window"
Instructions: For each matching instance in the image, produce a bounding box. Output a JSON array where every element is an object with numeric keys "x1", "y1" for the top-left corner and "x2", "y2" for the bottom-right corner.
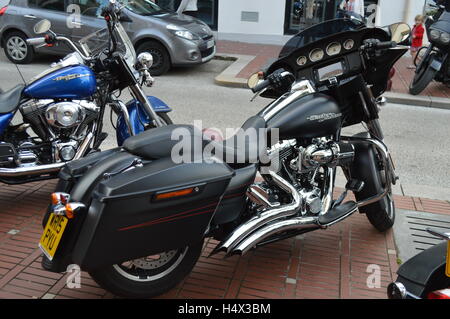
[{"x1": 285, "y1": 0, "x2": 379, "y2": 35}]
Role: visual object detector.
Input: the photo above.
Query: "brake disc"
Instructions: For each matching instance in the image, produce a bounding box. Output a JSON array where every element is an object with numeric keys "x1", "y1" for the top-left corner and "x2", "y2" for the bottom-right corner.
[{"x1": 131, "y1": 250, "x2": 177, "y2": 270}]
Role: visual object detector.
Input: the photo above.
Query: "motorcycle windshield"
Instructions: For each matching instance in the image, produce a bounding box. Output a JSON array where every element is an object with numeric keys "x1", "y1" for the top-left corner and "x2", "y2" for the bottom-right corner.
[
  {"x1": 78, "y1": 22, "x2": 136, "y2": 66},
  {"x1": 279, "y1": 18, "x2": 365, "y2": 58}
]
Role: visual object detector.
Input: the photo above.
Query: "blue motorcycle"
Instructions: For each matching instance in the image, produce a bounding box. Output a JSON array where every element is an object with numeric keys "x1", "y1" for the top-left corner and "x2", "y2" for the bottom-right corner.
[{"x1": 0, "y1": 5, "x2": 172, "y2": 184}]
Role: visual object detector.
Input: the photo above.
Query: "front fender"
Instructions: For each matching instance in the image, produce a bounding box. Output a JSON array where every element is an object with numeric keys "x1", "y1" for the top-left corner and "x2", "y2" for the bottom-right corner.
[
  {"x1": 430, "y1": 53, "x2": 446, "y2": 71},
  {"x1": 116, "y1": 96, "x2": 172, "y2": 146}
]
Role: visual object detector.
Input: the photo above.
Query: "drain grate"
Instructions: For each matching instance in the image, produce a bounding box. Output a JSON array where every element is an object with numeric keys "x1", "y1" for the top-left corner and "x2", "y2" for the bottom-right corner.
[{"x1": 393, "y1": 209, "x2": 450, "y2": 263}]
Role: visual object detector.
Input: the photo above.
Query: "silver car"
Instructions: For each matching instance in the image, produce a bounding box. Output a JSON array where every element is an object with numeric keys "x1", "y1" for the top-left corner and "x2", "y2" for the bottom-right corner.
[{"x1": 0, "y1": 0, "x2": 216, "y2": 75}]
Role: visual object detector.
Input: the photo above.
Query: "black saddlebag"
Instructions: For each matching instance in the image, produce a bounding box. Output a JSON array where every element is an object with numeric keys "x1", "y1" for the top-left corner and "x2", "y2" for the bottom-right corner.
[{"x1": 71, "y1": 157, "x2": 234, "y2": 270}]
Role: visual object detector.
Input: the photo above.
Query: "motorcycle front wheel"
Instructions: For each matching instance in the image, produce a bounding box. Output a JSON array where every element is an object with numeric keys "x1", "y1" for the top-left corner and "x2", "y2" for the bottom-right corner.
[
  {"x1": 409, "y1": 57, "x2": 438, "y2": 95},
  {"x1": 89, "y1": 241, "x2": 203, "y2": 298},
  {"x1": 349, "y1": 133, "x2": 395, "y2": 232}
]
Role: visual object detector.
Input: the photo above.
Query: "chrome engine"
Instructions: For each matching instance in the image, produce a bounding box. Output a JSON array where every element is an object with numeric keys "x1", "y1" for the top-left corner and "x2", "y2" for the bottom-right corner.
[
  {"x1": 263, "y1": 138, "x2": 355, "y2": 216},
  {"x1": 45, "y1": 102, "x2": 86, "y2": 128},
  {"x1": 19, "y1": 99, "x2": 99, "y2": 164},
  {"x1": 214, "y1": 138, "x2": 357, "y2": 256}
]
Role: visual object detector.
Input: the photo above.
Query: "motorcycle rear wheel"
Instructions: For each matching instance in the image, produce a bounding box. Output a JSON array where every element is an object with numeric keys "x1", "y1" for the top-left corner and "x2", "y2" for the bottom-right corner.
[{"x1": 89, "y1": 241, "x2": 203, "y2": 298}]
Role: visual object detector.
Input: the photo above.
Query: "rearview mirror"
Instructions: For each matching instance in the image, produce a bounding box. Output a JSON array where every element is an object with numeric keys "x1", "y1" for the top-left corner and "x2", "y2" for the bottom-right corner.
[
  {"x1": 34, "y1": 19, "x2": 51, "y2": 34},
  {"x1": 247, "y1": 73, "x2": 261, "y2": 89},
  {"x1": 389, "y1": 23, "x2": 411, "y2": 44}
]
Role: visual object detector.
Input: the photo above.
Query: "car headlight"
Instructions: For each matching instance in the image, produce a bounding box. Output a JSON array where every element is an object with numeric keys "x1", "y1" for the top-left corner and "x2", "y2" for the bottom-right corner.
[
  {"x1": 166, "y1": 24, "x2": 199, "y2": 41},
  {"x1": 174, "y1": 30, "x2": 197, "y2": 40},
  {"x1": 429, "y1": 29, "x2": 441, "y2": 41},
  {"x1": 440, "y1": 32, "x2": 450, "y2": 45}
]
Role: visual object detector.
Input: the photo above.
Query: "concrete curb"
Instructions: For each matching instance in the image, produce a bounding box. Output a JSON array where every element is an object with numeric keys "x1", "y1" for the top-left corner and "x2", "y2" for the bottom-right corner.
[
  {"x1": 383, "y1": 92, "x2": 450, "y2": 110},
  {"x1": 214, "y1": 53, "x2": 255, "y2": 88},
  {"x1": 214, "y1": 54, "x2": 450, "y2": 109}
]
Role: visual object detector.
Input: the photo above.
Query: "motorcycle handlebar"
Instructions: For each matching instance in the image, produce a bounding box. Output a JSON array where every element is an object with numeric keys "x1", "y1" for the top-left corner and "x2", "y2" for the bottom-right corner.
[
  {"x1": 251, "y1": 78, "x2": 271, "y2": 93},
  {"x1": 26, "y1": 37, "x2": 46, "y2": 46},
  {"x1": 375, "y1": 41, "x2": 397, "y2": 50}
]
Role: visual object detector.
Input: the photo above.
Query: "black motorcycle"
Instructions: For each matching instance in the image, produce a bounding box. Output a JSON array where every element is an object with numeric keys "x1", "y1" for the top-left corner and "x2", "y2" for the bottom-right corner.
[
  {"x1": 38, "y1": 18, "x2": 411, "y2": 298},
  {"x1": 409, "y1": 0, "x2": 450, "y2": 95},
  {"x1": 388, "y1": 229, "x2": 450, "y2": 299}
]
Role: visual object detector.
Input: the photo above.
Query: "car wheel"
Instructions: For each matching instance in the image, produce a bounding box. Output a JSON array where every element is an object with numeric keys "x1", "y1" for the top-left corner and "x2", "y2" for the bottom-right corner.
[
  {"x1": 136, "y1": 40, "x2": 171, "y2": 76},
  {"x1": 4, "y1": 31, "x2": 34, "y2": 64}
]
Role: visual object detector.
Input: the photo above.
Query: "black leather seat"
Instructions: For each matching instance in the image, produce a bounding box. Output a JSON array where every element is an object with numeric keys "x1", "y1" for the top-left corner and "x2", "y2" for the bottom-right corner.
[
  {"x1": 123, "y1": 116, "x2": 267, "y2": 165},
  {"x1": 0, "y1": 85, "x2": 24, "y2": 114}
]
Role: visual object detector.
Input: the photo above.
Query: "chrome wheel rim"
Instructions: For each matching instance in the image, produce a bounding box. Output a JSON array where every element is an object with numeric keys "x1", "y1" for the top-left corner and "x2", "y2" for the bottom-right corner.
[
  {"x1": 7, "y1": 36, "x2": 28, "y2": 61},
  {"x1": 112, "y1": 247, "x2": 188, "y2": 282}
]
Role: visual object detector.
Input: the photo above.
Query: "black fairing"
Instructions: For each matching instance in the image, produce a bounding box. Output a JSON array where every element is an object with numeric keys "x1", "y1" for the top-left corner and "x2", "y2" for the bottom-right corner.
[
  {"x1": 71, "y1": 157, "x2": 234, "y2": 270},
  {"x1": 263, "y1": 93, "x2": 341, "y2": 140}
]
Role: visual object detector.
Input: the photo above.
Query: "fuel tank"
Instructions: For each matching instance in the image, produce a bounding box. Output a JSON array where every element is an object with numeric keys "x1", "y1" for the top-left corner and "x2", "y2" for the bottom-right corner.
[
  {"x1": 262, "y1": 93, "x2": 342, "y2": 139},
  {"x1": 24, "y1": 65, "x2": 96, "y2": 99}
]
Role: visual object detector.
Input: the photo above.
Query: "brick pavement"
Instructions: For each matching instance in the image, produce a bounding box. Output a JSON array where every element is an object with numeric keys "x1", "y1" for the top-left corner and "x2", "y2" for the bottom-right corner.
[
  {"x1": 216, "y1": 40, "x2": 449, "y2": 99},
  {"x1": 0, "y1": 180, "x2": 449, "y2": 299}
]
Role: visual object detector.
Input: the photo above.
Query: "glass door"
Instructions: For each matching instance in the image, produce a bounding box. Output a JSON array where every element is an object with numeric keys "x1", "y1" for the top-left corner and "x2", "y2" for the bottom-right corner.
[{"x1": 285, "y1": 0, "x2": 339, "y2": 34}]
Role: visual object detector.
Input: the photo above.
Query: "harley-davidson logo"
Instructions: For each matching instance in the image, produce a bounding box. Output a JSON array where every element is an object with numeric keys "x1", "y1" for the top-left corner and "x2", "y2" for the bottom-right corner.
[
  {"x1": 307, "y1": 113, "x2": 342, "y2": 123},
  {"x1": 53, "y1": 74, "x2": 91, "y2": 81}
]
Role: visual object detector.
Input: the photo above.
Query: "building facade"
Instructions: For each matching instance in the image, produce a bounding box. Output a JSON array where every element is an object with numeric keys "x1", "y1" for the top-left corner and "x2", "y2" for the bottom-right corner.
[{"x1": 157, "y1": 0, "x2": 433, "y2": 44}]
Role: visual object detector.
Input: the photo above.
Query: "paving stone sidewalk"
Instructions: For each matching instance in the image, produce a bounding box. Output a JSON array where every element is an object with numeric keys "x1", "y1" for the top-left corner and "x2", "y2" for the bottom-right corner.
[
  {"x1": 0, "y1": 180, "x2": 449, "y2": 299},
  {"x1": 216, "y1": 40, "x2": 450, "y2": 101}
]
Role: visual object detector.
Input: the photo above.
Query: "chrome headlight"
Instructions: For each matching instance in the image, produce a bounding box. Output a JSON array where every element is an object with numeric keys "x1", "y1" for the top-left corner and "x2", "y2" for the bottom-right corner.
[
  {"x1": 430, "y1": 29, "x2": 441, "y2": 41},
  {"x1": 137, "y1": 52, "x2": 153, "y2": 69},
  {"x1": 440, "y1": 32, "x2": 450, "y2": 45}
]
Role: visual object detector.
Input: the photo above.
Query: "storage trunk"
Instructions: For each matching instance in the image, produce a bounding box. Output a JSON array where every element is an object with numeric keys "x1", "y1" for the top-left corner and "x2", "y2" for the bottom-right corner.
[{"x1": 71, "y1": 157, "x2": 234, "y2": 270}]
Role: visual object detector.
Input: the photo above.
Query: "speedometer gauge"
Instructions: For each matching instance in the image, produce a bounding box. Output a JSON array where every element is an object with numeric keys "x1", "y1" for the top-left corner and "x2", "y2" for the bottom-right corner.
[
  {"x1": 296, "y1": 56, "x2": 308, "y2": 66},
  {"x1": 326, "y1": 42, "x2": 342, "y2": 56},
  {"x1": 309, "y1": 48, "x2": 324, "y2": 62},
  {"x1": 343, "y1": 39, "x2": 355, "y2": 50}
]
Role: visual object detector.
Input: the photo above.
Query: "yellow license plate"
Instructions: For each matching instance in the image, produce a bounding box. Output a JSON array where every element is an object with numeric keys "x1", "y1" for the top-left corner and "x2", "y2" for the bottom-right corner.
[
  {"x1": 446, "y1": 241, "x2": 450, "y2": 278},
  {"x1": 39, "y1": 214, "x2": 68, "y2": 260}
]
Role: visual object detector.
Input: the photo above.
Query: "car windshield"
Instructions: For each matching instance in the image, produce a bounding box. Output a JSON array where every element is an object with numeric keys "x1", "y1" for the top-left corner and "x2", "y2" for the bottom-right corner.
[
  {"x1": 279, "y1": 18, "x2": 365, "y2": 58},
  {"x1": 118, "y1": 0, "x2": 168, "y2": 15}
]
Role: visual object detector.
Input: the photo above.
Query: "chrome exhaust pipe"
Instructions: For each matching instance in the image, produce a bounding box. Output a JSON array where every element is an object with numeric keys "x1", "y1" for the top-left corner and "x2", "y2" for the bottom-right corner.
[
  {"x1": 215, "y1": 170, "x2": 301, "y2": 254},
  {"x1": 214, "y1": 168, "x2": 337, "y2": 257},
  {"x1": 233, "y1": 216, "x2": 320, "y2": 255},
  {"x1": 0, "y1": 133, "x2": 93, "y2": 178},
  {"x1": 0, "y1": 162, "x2": 66, "y2": 177}
]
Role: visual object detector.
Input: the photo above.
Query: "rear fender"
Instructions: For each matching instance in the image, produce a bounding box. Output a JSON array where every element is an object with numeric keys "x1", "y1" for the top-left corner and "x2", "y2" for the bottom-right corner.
[
  {"x1": 395, "y1": 242, "x2": 449, "y2": 298},
  {"x1": 116, "y1": 96, "x2": 172, "y2": 146}
]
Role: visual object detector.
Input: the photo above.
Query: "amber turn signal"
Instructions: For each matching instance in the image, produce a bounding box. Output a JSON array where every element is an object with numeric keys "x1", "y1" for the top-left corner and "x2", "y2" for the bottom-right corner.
[
  {"x1": 51, "y1": 193, "x2": 60, "y2": 205},
  {"x1": 155, "y1": 187, "x2": 196, "y2": 201}
]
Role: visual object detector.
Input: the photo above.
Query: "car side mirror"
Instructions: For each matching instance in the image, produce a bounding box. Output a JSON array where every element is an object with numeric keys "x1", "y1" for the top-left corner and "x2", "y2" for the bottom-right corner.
[
  {"x1": 389, "y1": 23, "x2": 411, "y2": 44},
  {"x1": 34, "y1": 19, "x2": 52, "y2": 34}
]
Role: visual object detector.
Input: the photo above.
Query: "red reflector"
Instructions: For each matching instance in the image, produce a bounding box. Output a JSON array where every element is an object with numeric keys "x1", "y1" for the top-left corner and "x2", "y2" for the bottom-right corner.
[
  {"x1": 389, "y1": 67, "x2": 396, "y2": 79},
  {"x1": 0, "y1": 6, "x2": 7, "y2": 16},
  {"x1": 428, "y1": 289, "x2": 450, "y2": 299}
]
